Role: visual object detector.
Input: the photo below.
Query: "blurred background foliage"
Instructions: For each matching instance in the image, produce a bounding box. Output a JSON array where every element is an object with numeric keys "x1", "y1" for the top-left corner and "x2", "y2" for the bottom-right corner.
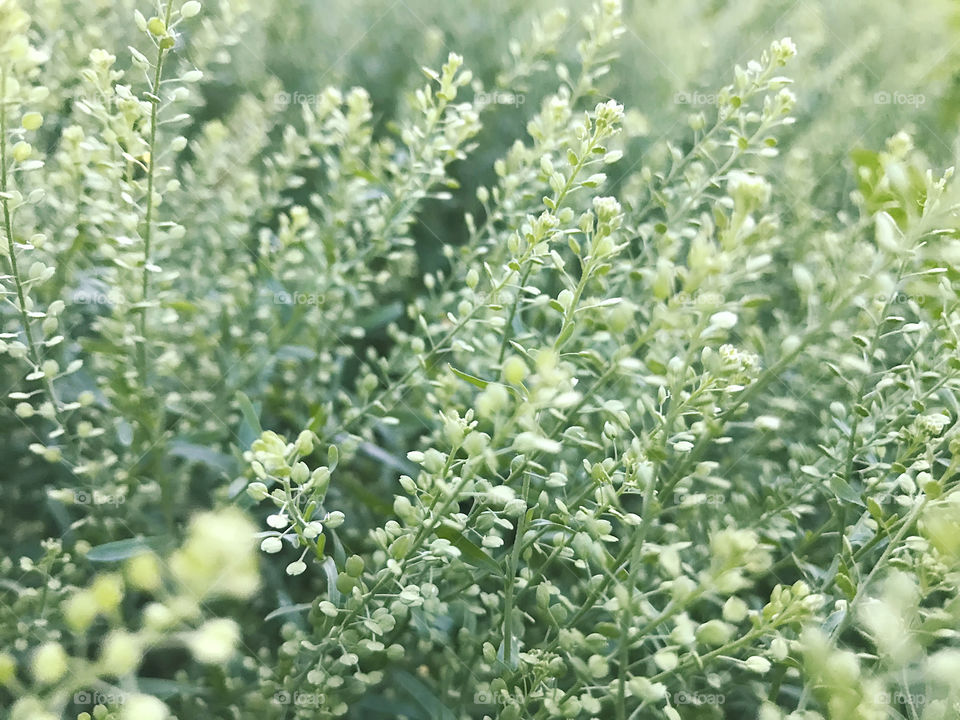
[
  {"x1": 3, "y1": 0, "x2": 960, "y2": 716},
  {"x1": 5, "y1": 0, "x2": 960, "y2": 542}
]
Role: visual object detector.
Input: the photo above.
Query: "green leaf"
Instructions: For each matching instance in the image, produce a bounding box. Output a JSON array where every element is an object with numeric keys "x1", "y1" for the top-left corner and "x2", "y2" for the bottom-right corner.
[
  {"x1": 86, "y1": 536, "x2": 165, "y2": 562},
  {"x1": 435, "y1": 524, "x2": 501, "y2": 575},
  {"x1": 496, "y1": 633, "x2": 521, "y2": 670},
  {"x1": 236, "y1": 391, "x2": 262, "y2": 442},
  {"x1": 322, "y1": 556, "x2": 342, "y2": 606},
  {"x1": 264, "y1": 603, "x2": 312, "y2": 621},
  {"x1": 835, "y1": 571, "x2": 857, "y2": 600},
  {"x1": 359, "y1": 301, "x2": 403, "y2": 331},
  {"x1": 828, "y1": 474, "x2": 865, "y2": 507},
  {"x1": 169, "y1": 441, "x2": 236, "y2": 473},
  {"x1": 136, "y1": 677, "x2": 198, "y2": 699},
  {"x1": 448, "y1": 364, "x2": 490, "y2": 389},
  {"x1": 394, "y1": 671, "x2": 457, "y2": 720}
]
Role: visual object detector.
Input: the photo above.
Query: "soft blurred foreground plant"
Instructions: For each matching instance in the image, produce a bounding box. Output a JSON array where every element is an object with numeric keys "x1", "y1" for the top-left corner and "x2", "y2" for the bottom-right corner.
[{"x1": 3, "y1": 0, "x2": 960, "y2": 719}]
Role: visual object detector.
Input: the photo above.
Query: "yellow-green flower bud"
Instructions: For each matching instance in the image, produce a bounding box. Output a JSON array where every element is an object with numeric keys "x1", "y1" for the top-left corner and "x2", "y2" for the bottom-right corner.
[
  {"x1": 21, "y1": 112, "x2": 43, "y2": 130},
  {"x1": 147, "y1": 17, "x2": 166, "y2": 35},
  {"x1": 12, "y1": 141, "x2": 32, "y2": 162},
  {"x1": 64, "y1": 589, "x2": 99, "y2": 631},
  {"x1": 502, "y1": 356, "x2": 528, "y2": 385},
  {"x1": 126, "y1": 553, "x2": 161, "y2": 592},
  {"x1": 99, "y1": 631, "x2": 142, "y2": 676},
  {"x1": 91, "y1": 573, "x2": 124, "y2": 613},
  {"x1": 696, "y1": 619, "x2": 734, "y2": 647},
  {"x1": 186, "y1": 619, "x2": 240, "y2": 663},
  {"x1": 0, "y1": 652, "x2": 16, "y2": 685},
  {"x1": 32, "y1": 642, "x2": 68, "y2": 684}
]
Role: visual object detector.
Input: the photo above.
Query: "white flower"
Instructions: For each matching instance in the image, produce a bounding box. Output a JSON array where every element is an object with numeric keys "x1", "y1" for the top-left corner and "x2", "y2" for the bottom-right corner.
[
  {"x1": 31, "y1": 642, "x2": 68, "y2": 683},
  {"x1": 286, "y1": 560, "x2": 307, "y2": 576},
  {"x1": 709, "y1": 311, "x2": 739, "y2": 330},
  {"x1": 260, "y1": 536, "x2": 283, "y2": 553},
  {"x1": 727, "y1": 171, "x2": 771, "y2": 214},
  {"x1": 180, "y1": 1, "x2": 202, "y2": 19},
  {"x1": 266, "y1": 512, "x2": 289, "y2": 529},
  {"x1": 122, "y1": 695, "x2": 168, "y2": 720},
  {"x1": 744, "y1": 656, "x2": 771, "y2": 674},
  {"x1": 324, "y1": 511, "x2": 345, "y2": 528},
  {"x1": 185, "y1": 619, "x2": 240, "y2": 664},
  {"x1": 754, "y1": 415, "x2": 782, "y2": 431}
]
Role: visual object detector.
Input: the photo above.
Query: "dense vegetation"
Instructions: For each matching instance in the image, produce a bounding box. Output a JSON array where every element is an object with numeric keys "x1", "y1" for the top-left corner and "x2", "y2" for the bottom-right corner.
[{"x1": 3, "y1": 0, "x2": 960, "y2": 718}]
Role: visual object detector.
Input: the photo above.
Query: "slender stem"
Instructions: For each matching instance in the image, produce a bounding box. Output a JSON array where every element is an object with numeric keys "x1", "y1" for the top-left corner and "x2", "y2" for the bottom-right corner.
[
  {"x1": 137, "y1": 1, "x2": 174, "y2": 385},
  {"x1": 498, "y1": 126, "x2": 600, "y2": 363},
  {"x1": 616, "y1": 465, "x2": 656, "y2": 720},
  {"x1": 1, "y1": 66, "x2": 67, "y2": 435},
  {"x1": 502, "y1": 472, "x2": 531, "y2": 666}
]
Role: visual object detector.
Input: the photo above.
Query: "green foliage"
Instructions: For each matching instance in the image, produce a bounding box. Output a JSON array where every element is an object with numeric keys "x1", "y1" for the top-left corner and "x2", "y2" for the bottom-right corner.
[{"x1": 3, "y1": 0, "x2": 960, "y2": 718}]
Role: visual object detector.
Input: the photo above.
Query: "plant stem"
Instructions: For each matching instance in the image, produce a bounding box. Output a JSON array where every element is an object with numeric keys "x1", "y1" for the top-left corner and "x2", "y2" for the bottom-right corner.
[
  {"x1": 1, "y1": 66, "x2": 68, "y2": 437},
  {"x1": 502, "y1": 472, "x2": 531, "y2": 667},
  {"x1": 616, "y1": 464, "x2": 656, "y2": 720},
  {"x1": 137, "y1": 0, "x2": 175, "y2": 386}
]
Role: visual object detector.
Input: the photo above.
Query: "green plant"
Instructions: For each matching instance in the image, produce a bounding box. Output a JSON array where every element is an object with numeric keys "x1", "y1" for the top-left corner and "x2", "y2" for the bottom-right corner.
[{"x1": 3, "y1": 0, "x2": 960, "y2": 719}]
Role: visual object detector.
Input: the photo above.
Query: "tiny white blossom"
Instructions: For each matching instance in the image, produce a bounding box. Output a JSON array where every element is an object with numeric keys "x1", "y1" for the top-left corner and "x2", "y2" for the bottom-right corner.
[{"x1": 266, "y1": 513, "x2": 289, "y2": 529}]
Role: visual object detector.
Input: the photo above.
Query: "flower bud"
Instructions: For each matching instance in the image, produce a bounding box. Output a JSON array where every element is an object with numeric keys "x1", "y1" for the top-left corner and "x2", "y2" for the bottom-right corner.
[
  {"x1": 32, "y1": 642, "x2": 68, "y2": 684},
  {"x1": 21, "y1": 112, "x2": 43, "y2": 130},
  {"x1": 91, "y1": 573, "x2": 124, "y2": 613},
  {"x1": 186, "y1": 619, "x2": 240, "y2": 663},
  {"x1": 147, "y1": 17, "x2": 166, "y2": 35},
  {"x1": 0, "y1": 653, "x2": 15, "y2": 685},
  {"x1": 696, "y1": 619, "x2": 734, "y2": 647},
  {"x1": 744, "y1": 656, "x2": 771, "y2": 674},
  {"x1": 260, "y1": 536, "x2": 283, "y2": 553},
  {"x1": 285, "y1": 560, "x2": 307, "y2": 575},
  {"x1": 64, "y1": 590, "x2": 99, "y2": 631},
  {"x1": 100, "y1": 631, "x2": 142, "y2": 675},
  {"x1": 345, "y1": 555, "x2": 365, "y2": 577},
  {"x1": 122, "y1": 695, "x2": 169, "y2": 720},
  {"x1": 125, "y1": 553, "x2": 161, "y2": 592},
  {"x1": 502, "y1": 356, "x2": 528, "y2": 385},
  {"x1": 324, "y1": 510, "x2": 345, "y2": 528},
  {"x1": 12, "y1": 141, "x2": 31, "y2": 162},
  {"x1": 246, "y1": 481, "x2": 269, "y2": 501},
  {"x1": 180, "y1": 1, "x2": 202, "y2": 18}
]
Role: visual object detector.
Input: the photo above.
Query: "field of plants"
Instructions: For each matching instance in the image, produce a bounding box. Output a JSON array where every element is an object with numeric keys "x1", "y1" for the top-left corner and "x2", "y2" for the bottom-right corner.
[{"x1": 3, "y1": 0, "x2": 960, "y2": 718}]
